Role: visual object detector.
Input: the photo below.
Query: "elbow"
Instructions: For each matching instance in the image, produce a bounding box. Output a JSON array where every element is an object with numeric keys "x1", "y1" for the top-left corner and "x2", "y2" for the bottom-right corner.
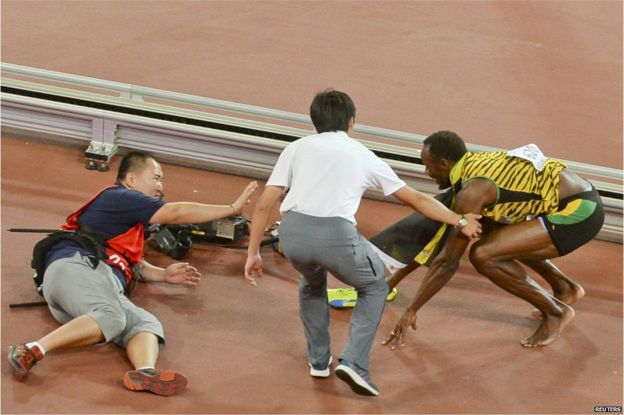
[
  {"x1": 431, "y1": 256, "x2": 460, "y2": 282},
  {"x1": 151, "y1": 204, "x2": 183, "y2": 224},
  {"x1": 253, "y1": 201, "x2": 275, "y2": 217},
  {"x1": 440, "y1": 260, "x2": 460, "y2": 277}
]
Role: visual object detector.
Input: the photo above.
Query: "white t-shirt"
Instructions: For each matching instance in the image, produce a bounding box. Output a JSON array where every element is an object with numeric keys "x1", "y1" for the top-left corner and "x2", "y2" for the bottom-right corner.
[{"x1": 266, "y1": 131, "x2": 406, "y2": 224}]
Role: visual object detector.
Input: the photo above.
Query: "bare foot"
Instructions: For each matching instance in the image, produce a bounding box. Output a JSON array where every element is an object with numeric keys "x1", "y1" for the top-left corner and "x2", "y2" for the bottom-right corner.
[
  {"x1": 521, "y1": 304, "x2": 575, "y2": 348},
  {"x1": 531, "y1": 283, "x2": 585, "y2": 319}
]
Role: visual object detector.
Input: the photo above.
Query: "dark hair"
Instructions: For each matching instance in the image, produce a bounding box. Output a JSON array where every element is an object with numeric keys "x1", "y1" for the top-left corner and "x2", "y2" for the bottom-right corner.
[
  {"x1": 423, "y1": 131, "x2": 467, "y2": 162},
  {"x1": 116, "y1": 151, "x2": 155, "y2": 183},
  {"x1": 309, "y1": 89, "x2": 356, "y2": 133}
]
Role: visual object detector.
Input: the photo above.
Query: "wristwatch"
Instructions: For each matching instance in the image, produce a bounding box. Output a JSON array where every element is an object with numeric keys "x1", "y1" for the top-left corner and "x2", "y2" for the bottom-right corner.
[{"x1": 457, "y1": 215, "x2": 468, "y2": 229}]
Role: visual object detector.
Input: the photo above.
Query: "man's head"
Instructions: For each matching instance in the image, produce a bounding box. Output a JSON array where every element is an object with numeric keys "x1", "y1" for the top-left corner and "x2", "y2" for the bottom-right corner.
[
  {"x1": 309, "y1": 89, "x2": 356, "y2": 134},
  {"x1": 116, "y1": 151, "x2": 164, "y2": 199},
  {"x1": 421, "y1": 131, "x2": 467, "y2": 189}
]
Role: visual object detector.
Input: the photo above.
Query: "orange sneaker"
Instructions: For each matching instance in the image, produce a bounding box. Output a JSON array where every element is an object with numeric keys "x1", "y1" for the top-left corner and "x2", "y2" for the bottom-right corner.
[{"x1": 123, "y1": 369, "x2": 188, "y2": 396}]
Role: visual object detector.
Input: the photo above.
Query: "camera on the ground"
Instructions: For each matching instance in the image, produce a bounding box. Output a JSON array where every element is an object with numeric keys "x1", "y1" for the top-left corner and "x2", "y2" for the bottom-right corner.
[{"x1": 148, "y1": 216, "x2": 249, "y2": 259}]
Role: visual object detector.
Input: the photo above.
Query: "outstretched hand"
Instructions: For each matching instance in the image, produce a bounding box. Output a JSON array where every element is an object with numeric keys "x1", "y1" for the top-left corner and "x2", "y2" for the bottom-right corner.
[
  {"x1": 231, "y1": 181, "x2": 259, "y2": 215},
  {"x1": 244, "y1": 253, "x2": 263, "y2": 286},
  {"x1": 459, "y1": 213, "x2": 482, "y2": 239},
  {"x1": 164, "y1": 262, "x2": 201, "y2": 287},
  {"x1": 382, "y1": 309, "x2": 418, "y2": 350}
]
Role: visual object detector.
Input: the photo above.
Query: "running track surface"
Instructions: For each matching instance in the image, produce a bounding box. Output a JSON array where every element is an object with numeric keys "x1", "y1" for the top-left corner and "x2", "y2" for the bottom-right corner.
[{"x1": 1, "y1": 1, "x2": 622, "y2": 413}]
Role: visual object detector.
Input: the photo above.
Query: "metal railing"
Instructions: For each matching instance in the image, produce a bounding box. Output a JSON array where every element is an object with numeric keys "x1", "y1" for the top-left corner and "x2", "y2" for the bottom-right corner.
[{"x1": 1, "y1": 62, "x2": 621, "y2": 242}]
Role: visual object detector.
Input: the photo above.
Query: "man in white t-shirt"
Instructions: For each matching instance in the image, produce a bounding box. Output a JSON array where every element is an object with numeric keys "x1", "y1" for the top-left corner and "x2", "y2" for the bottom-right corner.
[{"x1": 244, "y1": 89, "x2": 481, "y2": 396}]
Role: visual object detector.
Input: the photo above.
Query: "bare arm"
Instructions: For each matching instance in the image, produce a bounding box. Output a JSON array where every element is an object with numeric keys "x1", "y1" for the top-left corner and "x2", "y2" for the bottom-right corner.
[
  {"x1": 149, "y1": 181, "x2": 258, "y2": 224},
  {"x1": 407, "y1": 237, "x2": 466, "y2": 310},
  {"x1": 382, "y1": 230, "x2": 469, "y2": 349},
  {"x1": 392, "y1": 185, "x2": 481, "y2": 238},
  {"x1": 383, "y1": 179, "x2": 495, "y2": 349},
  {"x1": 244, "y1": 185, "x2": 285, "y2": 286},
  {"x1": 138, "y1": 259, "x2": 201, "y2": 287}
]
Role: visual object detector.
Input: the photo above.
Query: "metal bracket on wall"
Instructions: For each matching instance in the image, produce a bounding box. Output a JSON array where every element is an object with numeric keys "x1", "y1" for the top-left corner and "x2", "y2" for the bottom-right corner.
[{"x1": 85, "y1": 119, "x2": 118, "y2": 171}]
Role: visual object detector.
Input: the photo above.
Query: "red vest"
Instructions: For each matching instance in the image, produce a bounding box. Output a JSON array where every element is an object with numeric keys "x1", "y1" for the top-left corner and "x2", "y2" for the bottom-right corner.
[{"x1": 62, "y1": 185, "x2": 145, "y2": 285}]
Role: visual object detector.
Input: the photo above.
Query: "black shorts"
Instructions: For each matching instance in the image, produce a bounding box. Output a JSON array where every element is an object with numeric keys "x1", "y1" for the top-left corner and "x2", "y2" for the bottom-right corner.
[{"x1": 540, "y1": 184, "x2": 604, "y2": 256}]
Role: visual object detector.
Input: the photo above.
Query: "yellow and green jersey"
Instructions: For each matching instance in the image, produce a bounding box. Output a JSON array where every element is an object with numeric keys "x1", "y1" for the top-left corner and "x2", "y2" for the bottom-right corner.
[{"x1": 449, "y1": 151, "x2": 566, "y2": 224}]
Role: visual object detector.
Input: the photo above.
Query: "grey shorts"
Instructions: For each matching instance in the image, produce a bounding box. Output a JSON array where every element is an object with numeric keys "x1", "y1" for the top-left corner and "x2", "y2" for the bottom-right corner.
[{"x1": 42, "y1": 252, "x2": 164, "y2": 348}]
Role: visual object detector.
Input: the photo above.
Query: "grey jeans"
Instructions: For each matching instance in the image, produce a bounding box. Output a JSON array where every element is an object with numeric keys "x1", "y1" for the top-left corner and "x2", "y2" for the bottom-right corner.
[
  {"x1": 279, "y1": 211, "x2": 388, "y2": 376},
  {"x1": 42, "y1": 252, "x2": 164, "y2": 348}
]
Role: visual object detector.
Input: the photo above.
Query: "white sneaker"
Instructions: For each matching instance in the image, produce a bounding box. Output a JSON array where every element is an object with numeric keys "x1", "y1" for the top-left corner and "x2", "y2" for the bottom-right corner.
[{"x1": 308, "y1": 356, "x2": 333, "y2": 378}]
